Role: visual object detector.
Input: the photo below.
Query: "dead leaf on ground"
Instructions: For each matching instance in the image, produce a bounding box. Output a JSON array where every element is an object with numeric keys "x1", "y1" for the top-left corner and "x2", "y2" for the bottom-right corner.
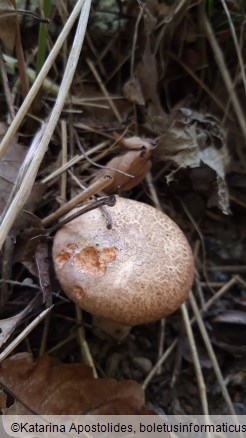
[
  {"x1": 209, "y1": 309, "x2": 246, "y2": 356},
  {"x1": 124, "y1": 1, "x2": 164, "y2": 115},
  {"x1": 92, "y1": 134, "x2": 156, "y2": 194},
  {"x1": 0, "y1": 353, "x2": 155, "y2": 415},
  {"x1": 156, "y1": 108, "x2": 230, "y2": 214},
  {"x1": 0, "y1": 0, "x2": 17, "y2": 53},
  {"x1": 123, "y1": 77, "x2": 145, "y2": 106},
  {"x1": 212, "y1": 310, "x2": 246, "y2": 326}
]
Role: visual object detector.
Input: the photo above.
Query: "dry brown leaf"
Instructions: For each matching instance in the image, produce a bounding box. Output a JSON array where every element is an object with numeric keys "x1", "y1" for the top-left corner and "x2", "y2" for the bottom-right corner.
[
  {"x1": 156, "y1": 108, "x2": 230, "y2": 214},
  {"x1": 123, "y1": 78, "x2": 145, "y2": 106},
  {"x1": 124, "y1": 1, "x2": 164, "y2": 115},
  {"x1": 92, "y1": 135, "x2": 155, "y2": 194},
  {"x1": 0, "y1": 0, "x2": 16, "y2": 53},
  {"x1": 0, "y1": 353, "x2": 154, "y2": 415}
]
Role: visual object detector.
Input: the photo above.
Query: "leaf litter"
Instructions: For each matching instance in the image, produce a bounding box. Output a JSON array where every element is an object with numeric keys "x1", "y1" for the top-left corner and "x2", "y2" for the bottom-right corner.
[
  {"x1": 0, "y1": 353, "x2": 154, "y2": 415},
  {"x1": 156, "y1": 107, "x2": 230, "y2": 214}
]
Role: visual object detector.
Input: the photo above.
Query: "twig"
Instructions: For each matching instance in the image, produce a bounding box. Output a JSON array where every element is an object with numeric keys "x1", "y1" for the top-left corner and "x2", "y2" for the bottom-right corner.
[
  {"x1": 189, "y1": 291, "x2": 236, "y2": 416},
  {"x1": 202, "y1": 15, "x2": 246, "y2": 140},
  {"x1": 169, "y1": 51, "x2": 233, "y2": 118},
  {"x1": 75, "y1": 304, "x2": 97, "y2": 378},
  {"x1": 44, "y1": 196, "x2": 116, "y2": 235},
  {"x1": 42, "y1": 174, "x2": 114, "y2": 227},
  {"x1": 41, "y1": 141, "x2": 109, "y2": 184},
  {"x1": 219, "y1": 0, "x2": 246, "y2": 94},
  {"x1": 143, "y1": 276, "x2": 240, "y2": 389},
  {"x1": 145, "y1": 171, "x2": 166, "y2": 373},
  {"x1": 180, "y1": 302, "x2": 210, "y2": 417},
  {"x1": 142, "y1": 340, "x2": 177, "y2": 390},
  {"x1": 207, "y1": 265, "x2": 246, "y2": 273},
  {"x1": 178, "y1": 197, "x2": 213, "y2": 294},
  {"x1": 39, "y1": 312, "x2": 51, "y2": 356},
  {"x1": 15, "y1": 15, "x2": 29, "y2": 97},
  {"x1": 46, "y1": 333, "x2": 77, "y2": 355},
  {"x1": 130, "y1": 5, "x2": 143, "y2": 78},
  {"x1": 0, "y1": 307, "x2": 53, "y2": 363},
  {"x1": 202, "y1": 276, "x2": 238, "y2": 312},
  {"x1": 86, "y1": 58, "x2": 122, "y2": 123},
  {"x1": 60, "y1": 120, "x2": 68, "y2": 202},
  {"x1": 3, "y1": 53, "x2": 59, "y2": 95}
]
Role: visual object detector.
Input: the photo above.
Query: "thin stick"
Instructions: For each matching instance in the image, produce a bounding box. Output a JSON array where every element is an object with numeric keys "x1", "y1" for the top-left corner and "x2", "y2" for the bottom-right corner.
[
  {"x1": 45, "y1": 196, "x2": 116, "y2": 235},
  {"x1": 0, "y1": 0, "x2": 92, "y2": 251},
  {"x1": 189, "y1": 291, "x2": 236, "y2": 416},
  {"x1": 142, "y1": 340, "x2": 177, "y2": 390},
  {"x1": 38, "y1": 313, "x2": 51, "y2": 357},
  {"x1": 207, "y1": 265, "x2": 246, "y2": 273},
  {"x1": 202, "y1": 276, "x2": 237, "y2": 312},
  {"x1": 157, "y1": 318, "x2": 165, "y2": 375},
  {"x1": 60, "y1": 120, "x2": 68, "y2": 201},
  {"x1": 42, "y1": 174, "x2": 114, "y2": 227},
  {"x1": 15, "y1": 16, "x2": 29, "y2": 98},
  {"x1": 41, "y1": 141, "x2": 109, "y2": 184},
  {"x1": 0, "y1": 307, "x2": 53, "y2": 363},
  {"x1": 203, "y1": 16, "x2": 246, "y2": 140},
  {"x1": 169, "y1": 51, "x2": 232, "y2": 118},
  {"x1": 130, "y1": 6, "x2": 143, "y2": 78},
  {"x1": 219, "y1": 0, "x2": 246, "y2": 94},
  {"x1": 46, "y1": 333, "x2": 76, "y2": 355},
  {"x1": 3, "y1": 53, "x2": 59, "y2": 95},
  {"x1": 86, "y1": 58, "x2": 122, "y2": 123},
  {"x1": 142, "y1": 275, "x2": 240, "y2": 389},
  {"x1": 180, "y1": 302, "x2": 210, "y2": 417},
  {"x1": 145, "y1": 172, "x2": 166, "y2": 373},
  {"x1": 75, "y1": 304, "x2": 97, "y2": 378}
]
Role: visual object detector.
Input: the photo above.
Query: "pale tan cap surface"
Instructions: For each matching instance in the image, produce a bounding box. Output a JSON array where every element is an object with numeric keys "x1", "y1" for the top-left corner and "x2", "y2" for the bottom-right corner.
[{"x1": 52, "y1": 197, "x2": 194, "y2": 326}]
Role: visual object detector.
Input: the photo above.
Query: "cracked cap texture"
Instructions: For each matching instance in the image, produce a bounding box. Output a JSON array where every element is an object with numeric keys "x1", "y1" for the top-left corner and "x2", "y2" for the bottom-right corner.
[{"x1": 52, "y1": 197, "x2": 194, "y2": 326}]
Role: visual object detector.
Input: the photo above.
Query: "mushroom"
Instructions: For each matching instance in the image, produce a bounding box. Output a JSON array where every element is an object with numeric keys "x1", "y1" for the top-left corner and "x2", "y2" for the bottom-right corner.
[{"x1": 52, "y1": 197, "x2": 194, "y2": 338}]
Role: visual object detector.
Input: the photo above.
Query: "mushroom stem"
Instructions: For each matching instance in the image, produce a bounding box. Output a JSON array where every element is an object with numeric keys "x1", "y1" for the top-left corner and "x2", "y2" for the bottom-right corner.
[{"x1": 93, "y1": 316, "x2": 132, "y2": 340}]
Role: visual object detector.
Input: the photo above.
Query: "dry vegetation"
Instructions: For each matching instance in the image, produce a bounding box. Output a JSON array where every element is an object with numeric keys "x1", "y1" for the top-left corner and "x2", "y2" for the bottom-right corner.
[{"x1": 0, "y1": 0, "x2": 245, "y2": 417}]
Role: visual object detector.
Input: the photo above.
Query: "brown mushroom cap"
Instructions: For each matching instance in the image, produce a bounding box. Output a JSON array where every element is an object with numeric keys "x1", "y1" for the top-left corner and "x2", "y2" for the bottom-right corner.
[{"x1": 52, "y1": 197, "x2": 194, "y2": 326}]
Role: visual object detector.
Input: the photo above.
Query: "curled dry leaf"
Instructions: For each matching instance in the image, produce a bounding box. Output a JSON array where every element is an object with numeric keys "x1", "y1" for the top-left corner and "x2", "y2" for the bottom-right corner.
[
  {"x1": 123, "y1": 77, "x2": 145, "y2": 106},
  {"x1": 0, "y1": 353, "x2": 154, "y2": 415},
  {"x1": 156, "y1": 108, "x2": 230, "y2": 214},
  {"x1": 92, "y1": 135, "x2": 156, "y2": 194}
]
